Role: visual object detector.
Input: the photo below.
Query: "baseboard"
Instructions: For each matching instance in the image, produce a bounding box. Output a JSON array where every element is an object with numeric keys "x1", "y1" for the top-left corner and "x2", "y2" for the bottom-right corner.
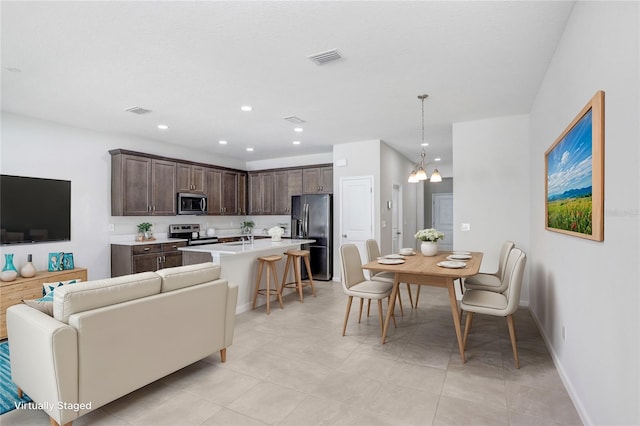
[{"x1": 528, "y1": 308, "x2": 591, "y2": 425}]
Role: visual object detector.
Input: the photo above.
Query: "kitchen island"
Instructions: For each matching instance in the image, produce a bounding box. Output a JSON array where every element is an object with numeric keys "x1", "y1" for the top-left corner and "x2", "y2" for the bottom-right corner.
[{"x1": 180, "y1": 238, "x2": 315, "y2": 313}]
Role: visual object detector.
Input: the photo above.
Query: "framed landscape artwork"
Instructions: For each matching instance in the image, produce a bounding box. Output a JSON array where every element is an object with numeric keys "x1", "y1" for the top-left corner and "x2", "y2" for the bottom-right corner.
[{"x1": 545, "y1": 90, "x2": 604, "y2": 241}]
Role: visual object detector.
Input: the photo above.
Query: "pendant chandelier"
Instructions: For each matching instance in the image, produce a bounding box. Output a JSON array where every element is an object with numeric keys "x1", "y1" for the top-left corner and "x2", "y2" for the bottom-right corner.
[{"x1": 408, "y1": 94, "x2": 442, "y2": 183}]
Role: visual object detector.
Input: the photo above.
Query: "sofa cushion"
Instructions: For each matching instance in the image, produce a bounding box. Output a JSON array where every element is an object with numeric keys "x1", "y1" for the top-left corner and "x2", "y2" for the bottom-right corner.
[
  {"x1": 53, "y1": 272, "x2": 162, "y2": 323},
  {"x1": 155, "y1": 262, "x2": 221, "y2": 293},
  {"x1": 23, "y1": 298, "x2": 54, "y2": 316},
  {"x1": 43, "y1": 279, "x2": 81, "y2": 296}
]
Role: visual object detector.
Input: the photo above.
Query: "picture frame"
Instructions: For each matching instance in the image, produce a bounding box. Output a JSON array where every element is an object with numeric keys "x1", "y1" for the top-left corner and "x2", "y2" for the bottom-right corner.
[
  {"x1": 48, "y1": 252, "x2": 65, "y2": 272},
  {"x1": 545, "y1": 90, "x2": 604, "y2": 241},
  {"x1": 62, "y1": 253, "x2": 75, "y2": 270}
]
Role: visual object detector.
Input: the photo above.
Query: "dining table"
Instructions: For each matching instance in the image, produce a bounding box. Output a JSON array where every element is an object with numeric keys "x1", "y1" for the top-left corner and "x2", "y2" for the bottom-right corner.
[{"x1": 362, "y1": 250, "x2": 483, "y2": 363}]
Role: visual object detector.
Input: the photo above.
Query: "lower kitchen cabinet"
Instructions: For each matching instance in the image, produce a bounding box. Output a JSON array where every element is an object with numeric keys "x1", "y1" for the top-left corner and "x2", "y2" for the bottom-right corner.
[{"x1": 111, "y1": 241, "x2": 187, "y2": 277}]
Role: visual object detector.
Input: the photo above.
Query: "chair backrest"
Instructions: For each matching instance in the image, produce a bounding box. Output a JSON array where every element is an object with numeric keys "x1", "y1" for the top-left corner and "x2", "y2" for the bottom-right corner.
[
  {"x1": 340, "y1": 244, "x2": 366, "y2": 291},
  {"x1": 365, "y1": 239, "x2": 381, "y2": 262},
  {"x1": 502, "y1": 248, "x2": 527, "y2": 315},
  {"x1": 496, "y1": 241, "x2": 516, "y2": 280}
]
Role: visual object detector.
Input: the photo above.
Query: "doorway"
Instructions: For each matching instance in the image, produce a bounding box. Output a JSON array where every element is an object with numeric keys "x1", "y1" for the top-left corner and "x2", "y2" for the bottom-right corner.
[{"x1": 391, "y1": 184, "x2": 403, "y2": 253}]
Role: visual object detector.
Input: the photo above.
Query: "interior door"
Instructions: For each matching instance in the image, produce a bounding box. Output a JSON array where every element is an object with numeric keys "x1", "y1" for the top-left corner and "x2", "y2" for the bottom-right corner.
[
  {"x1": 340, "y1": 176, "x2": 374, "y2": 265},
  {"x1": 433, "y1": 193, "x2": 453, "y2": 251}
]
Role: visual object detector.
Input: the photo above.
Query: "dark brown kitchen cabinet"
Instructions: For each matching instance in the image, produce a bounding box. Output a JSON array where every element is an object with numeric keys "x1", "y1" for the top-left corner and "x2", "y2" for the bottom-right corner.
[
  {"x1": 204, "y1": 168, "x2": 222, "y2": 214},
  {"x1": 248, "y1": 172, "x2": 274, "y2": 215},
  {"x1": 237, "y1": 172, "x2": 247, "y2": 215},
  {"x1": 177, "y1": 163, "x2": 206, "y2": 192},
  {"x1": 274, "y1": 169, "x2": 302, "y2": 214},
  {"x1": 221, "y1": 170, "x2": 239, "y2": 214},
  {"x1": 303, "y1": 166, "x2": 333, "y2": 194},
  {"x1": 110, "y1": 151, "x2": 177, "y2": 216},
  {"x1": 111, "y1": 241, "x2": 187, "y2": 277}
]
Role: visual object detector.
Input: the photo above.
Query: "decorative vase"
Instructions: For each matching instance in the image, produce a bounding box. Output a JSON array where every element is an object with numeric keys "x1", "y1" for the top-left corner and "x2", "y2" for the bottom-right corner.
[
  {"x1": 20, "y1": 254, "x2": 36, "y2": 278},
  {"x1": 1, "y1": 253, "x2": 18, "y2": 282},
  {"x1": 420, "y1": 241, "x2": 438, "y2": 257}
]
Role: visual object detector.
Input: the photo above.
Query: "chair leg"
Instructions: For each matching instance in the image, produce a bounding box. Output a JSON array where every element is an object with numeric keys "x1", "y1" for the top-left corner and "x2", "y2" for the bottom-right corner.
[
  {"x1": 396, "y1": 289, "x2": 404, "y2": 316},
  {"x1": 463, "y1": 311, "x2": 474, "y2": 349},
  {"x1": 280, "y1": 255, "x2": 292, "y2": 294},
  {"x1": 271, "y1": 263, "x2": 284, "y2": 310},
  {"x1": 293, "y1": 257, "x2": 304, "y2": 302},
  {"x1": 405, "y1": 283, "x2": 414, "y2": 309},
  {"x1": 342, "y1": 296, "x2": 353, "y2": 336},
  {"x1": 358, "y1": 298, "x2": 364, "y2": 323},
  {"x1": 507, "y1": 314, "x2": 520, "y2": 369},
  {"x1": 252, "y1": 260, "x2": 264, "y2": 310},
  {"x1": 389, "y1": 296, "x2": 397, "y2": 328},
  {"x1": 303, "y1": 255, "x2": 317, "y2": 297},
  {"x1": 367, "y1": 299, "x2": 371, "y2": 317},
  {"x1": 265, "y1": 262, "x2": 271, "y2": 315},
  {"x1": 414, "y1": 285, "x2": 421, "y2": 308},
  {"x1": 457, "y1": 277, "x2": 464, "y2": 295},
  {"x1": 377, "y1": 299, "x2": 384, "y2": 335}
]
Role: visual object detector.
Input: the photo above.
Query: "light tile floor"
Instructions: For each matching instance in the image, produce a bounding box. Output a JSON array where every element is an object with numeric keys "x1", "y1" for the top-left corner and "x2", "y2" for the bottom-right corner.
[{"x1": 1, "y1": 281, "x2": 582, "y2": 425}]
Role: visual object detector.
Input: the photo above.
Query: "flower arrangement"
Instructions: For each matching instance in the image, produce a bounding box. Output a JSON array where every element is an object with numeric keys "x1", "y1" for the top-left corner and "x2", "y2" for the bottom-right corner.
[
  {"x1": 414, "y1": 228, "x2": 444, "y2": 242},
  {"x1": 267, "y1": 226, "x2": 284, "y2": 241},
  {"x1": 241, "y1": 220, "x2": 255, "y2": 234}
]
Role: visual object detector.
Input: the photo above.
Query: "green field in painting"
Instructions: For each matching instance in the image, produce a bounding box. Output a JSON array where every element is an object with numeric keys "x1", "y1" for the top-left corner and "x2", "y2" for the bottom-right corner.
[{"x1": 547, "y1": 195, "x2": 592, "y2": 235}]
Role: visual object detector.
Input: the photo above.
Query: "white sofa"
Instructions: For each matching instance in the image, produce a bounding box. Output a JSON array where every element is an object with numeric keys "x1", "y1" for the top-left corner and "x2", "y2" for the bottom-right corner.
[{"x1": 6, "y1": 262, "x2": 238, "y2": 426}]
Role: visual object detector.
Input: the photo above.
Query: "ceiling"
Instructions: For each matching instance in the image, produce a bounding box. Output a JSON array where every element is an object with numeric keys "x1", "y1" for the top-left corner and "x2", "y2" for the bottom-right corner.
[{"x1": 1, "y1": 1, "x2": 575, "y2": 169}]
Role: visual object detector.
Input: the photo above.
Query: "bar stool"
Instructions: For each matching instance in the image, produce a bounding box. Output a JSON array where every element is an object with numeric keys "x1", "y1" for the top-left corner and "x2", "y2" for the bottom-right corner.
[
  {"x1": 280, "y1": 249, "x2": 316, "y2": 302},
  {"x1": 252, "y1": 254, "x2": 284, "y2": 314}
]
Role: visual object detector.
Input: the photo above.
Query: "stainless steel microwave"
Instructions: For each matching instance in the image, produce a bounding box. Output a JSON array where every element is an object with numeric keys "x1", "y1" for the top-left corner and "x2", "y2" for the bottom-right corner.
[{"x1": 177, "y1": 192, "x2": 207, "y2": 215}]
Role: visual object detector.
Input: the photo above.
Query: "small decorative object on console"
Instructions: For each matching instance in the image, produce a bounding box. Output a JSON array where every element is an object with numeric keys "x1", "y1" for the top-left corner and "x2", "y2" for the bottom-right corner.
[
  {"x1": 1, "y1": 253, "x2": 18, "y2": 282},
  {"x1": 136, "y1": 222, "x2": 154, "y2": 241},
  {"x1": 48, "y1": 252, "x2": 65, "y2": 272},
  {"x1": 20, "y1": 254, "x2": 36, "y2": 278}
]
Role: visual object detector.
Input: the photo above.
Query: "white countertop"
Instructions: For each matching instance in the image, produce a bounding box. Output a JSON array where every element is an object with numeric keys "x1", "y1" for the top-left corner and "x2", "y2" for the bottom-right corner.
[
  {"x1": 179, "y1": 238, "x2": 315, "y2": 255},
  {"x1": 110, "y1": 237, "x2": 188, "y2": 246}
]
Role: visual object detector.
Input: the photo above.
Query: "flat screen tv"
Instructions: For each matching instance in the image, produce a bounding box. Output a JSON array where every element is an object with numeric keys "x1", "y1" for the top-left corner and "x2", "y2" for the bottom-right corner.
[{"x1": 1, "y1": 175, "x2": 71, "y2": 245}]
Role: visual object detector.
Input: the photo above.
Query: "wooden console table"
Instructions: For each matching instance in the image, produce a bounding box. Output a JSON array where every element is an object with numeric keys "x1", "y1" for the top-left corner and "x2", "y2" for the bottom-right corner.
[{"x1": 0, "y1": 268, "x2": 88, "y2": 340}]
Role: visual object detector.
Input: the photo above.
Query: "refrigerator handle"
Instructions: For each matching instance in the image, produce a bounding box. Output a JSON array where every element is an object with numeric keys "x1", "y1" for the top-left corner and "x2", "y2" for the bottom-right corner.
[{"x1": 303, "y1": 203, "x2": 309, "y2": 236}]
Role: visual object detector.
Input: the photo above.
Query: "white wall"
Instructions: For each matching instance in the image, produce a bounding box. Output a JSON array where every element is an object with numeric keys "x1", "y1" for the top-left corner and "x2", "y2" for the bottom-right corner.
[
  {"x1": 528, "y1": 2, "x2": 639, "y2": 425},
  {"x1": 452, "y1": 114, "x2": 531, "y2": 302},
  {"x1": 380, "y1": 142, "x2": 419, "y2": 254}
]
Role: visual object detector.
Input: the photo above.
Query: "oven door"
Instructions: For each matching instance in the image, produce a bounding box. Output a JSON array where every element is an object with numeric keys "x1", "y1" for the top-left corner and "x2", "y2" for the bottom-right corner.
[{"x1": 177, "y1": 193, "x2": 207, "y2": 215}]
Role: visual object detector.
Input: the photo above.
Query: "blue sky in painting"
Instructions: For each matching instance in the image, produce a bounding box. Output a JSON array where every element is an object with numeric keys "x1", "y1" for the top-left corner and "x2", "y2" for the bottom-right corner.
[{"x1": 547, "y1": 109, "x2": 593, "y2": 199}]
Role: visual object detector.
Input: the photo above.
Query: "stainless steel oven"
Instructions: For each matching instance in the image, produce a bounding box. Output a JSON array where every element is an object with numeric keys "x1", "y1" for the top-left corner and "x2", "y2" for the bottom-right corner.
[{"x1": 169, "y1": 224, "x2": 218, "y2": 246}]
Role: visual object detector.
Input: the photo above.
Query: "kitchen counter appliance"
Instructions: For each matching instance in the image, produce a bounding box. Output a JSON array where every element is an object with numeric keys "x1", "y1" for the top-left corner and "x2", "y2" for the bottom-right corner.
[{"x1": 169, "y1": 224, "x2": 218, "y2": 246}]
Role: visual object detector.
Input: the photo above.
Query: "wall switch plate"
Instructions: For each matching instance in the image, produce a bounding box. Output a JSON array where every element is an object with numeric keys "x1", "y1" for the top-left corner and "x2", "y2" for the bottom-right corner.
[{"x1": 461, "y1": 223, "x2": 471, "y2": 231}]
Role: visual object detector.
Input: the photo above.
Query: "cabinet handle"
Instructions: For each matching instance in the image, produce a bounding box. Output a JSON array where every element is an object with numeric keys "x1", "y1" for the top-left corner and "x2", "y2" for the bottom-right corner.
[{"x1": 144, "y1": 247, "x2": 150, "y2": 251}]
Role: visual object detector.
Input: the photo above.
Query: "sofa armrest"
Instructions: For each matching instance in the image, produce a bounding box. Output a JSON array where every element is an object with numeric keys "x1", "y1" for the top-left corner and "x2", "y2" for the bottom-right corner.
[
  {"x1": 6, "y1": 304, "x2": 79, "y2": 426},
  {"x1": 224, "y1": 282, "x2": 238, "y2": 349}
]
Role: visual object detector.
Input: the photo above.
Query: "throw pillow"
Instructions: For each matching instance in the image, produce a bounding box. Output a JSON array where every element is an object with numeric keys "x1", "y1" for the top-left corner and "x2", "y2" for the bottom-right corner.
[
  {"x1": 23, "y1": 298, "x2": 54, "y2": 316},
  {"x1": 42, "y1": 279, "x2": 81, "y2": 296}
]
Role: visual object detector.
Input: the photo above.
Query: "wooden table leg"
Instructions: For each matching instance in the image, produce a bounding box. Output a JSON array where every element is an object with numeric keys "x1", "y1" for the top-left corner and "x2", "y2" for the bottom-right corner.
[
  {"x1": 381, "y1": 274, "x2": 400, "y2": 344},
  {"x1": 447, "y1": 279, "x2": 466, "y2": 363}
]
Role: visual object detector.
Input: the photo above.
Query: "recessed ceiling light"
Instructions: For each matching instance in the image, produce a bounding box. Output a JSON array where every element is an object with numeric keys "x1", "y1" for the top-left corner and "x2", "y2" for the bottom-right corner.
[
  {"x1": 157, "y1": 124, "x2": 169, "y2": 130},
  {"x1": 218, "y1": 140, "x2": 227, "y2": 145},
  {"x1": 246, "y1": 147, "x2": 254, "y2": 152},
  {"x1": 241, "y1": 105, "x2": 253, "y2": 112},
  {"x1": 421, "y1": 142, "x2": 428, "y2": 147},
  {"x1": 292, "y1": 141, "x2": 301, "y2": 145},
  {"x1": 294, "y1": 127, "x2": 303, "y2": 132},
  {"x1": 434, "y1": 158, "x2": 441, "y2": 162}
]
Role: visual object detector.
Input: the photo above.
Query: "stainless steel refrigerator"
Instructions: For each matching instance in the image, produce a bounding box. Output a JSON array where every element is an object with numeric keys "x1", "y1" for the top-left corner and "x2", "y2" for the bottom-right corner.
[{"x1": 291, "y1": 194, "x2": 332, "y2": 280}]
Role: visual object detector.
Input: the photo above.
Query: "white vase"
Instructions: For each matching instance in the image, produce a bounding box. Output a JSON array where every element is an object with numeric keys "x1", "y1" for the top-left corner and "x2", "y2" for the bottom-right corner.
[
  {"x1": 420, "y1": 241, "x2": 438, "y2": 256},
  {"x1": 20, "y1": 254, "x2": 36, "y2": 278}
]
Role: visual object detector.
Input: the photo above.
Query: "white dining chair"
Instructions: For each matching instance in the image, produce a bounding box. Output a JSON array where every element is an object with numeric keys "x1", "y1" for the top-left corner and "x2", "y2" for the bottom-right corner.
[
  {"x1": 365, "y1": 239, "x2": 413, "y2": 315},
  {"x1": 340, "y1": 244, "x2": 395, "y2": 337},
  {"x1": 463, "y1": 240, "x2": 515, "y2": 293},
  {"x1": 461, "y1": 247, "x2": 527, "y2": 368}
]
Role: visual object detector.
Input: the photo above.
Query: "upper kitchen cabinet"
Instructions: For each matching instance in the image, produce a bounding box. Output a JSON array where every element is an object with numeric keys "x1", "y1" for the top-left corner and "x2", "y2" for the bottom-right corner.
[
  {"x1": 176, "y1": 163, "x2": 206, "y2": 192},
  {"x1": 204, "y1": 169, "x2": 245, "y2": 215},
  {"x1": 237, "y1": 172, "x2": 247, "y2": 215},
  {"x1": 274, "y1": 169, "x2": 302, "y2": 214},
  {"x1": 110, "y1": 150, "x2": 177, "y2": 216},
  {"x1": 248, "y1": 171, "x2": 274, "y2": 215},
  {"x1": 303, "y1": 166, "x2": 333, "y2": 194}
]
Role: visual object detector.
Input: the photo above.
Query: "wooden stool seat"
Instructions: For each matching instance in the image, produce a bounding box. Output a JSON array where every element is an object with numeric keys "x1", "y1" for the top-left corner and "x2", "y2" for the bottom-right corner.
[
  {"x1": 280, "y1": 249, "x2": 316, "y2": 302},
  {"x1": 252, "y1": 255, "x2": 284, "y2": 314}
]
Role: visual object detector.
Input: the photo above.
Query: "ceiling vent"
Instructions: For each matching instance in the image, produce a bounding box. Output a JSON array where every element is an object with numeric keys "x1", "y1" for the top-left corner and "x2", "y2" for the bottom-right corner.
[
  {"x1": 307, "y1": 49, "x2": 343, "y2": 65},
  {"x1": 283, "y1": 115, "x2": 306, "y2": 124},
  {"x1": 125, "y1": 106, "x2": 152, "y2": 115}
]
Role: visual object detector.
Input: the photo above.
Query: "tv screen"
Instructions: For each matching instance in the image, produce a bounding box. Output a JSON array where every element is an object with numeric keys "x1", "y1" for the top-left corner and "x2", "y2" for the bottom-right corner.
[{"x1": 1, "y1": 175, "x2": 71, "y2": 245}]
